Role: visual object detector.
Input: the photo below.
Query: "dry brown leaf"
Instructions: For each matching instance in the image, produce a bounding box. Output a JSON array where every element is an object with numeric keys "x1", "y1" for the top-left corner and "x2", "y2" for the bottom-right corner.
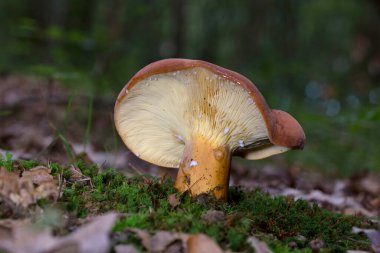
[
  {"x1": 68, "y1": 165, "x2": 86, "y2": 181},
  {"x1": 148, "y1": 231, "x2": 176, "y2": 251},
  {"x1": 22, "y1": 166, "x2": 53, "y2": 185},
  {"x1": 0, "y1": 168, "x2": 21, "y2": 196},
  {"x1": 187, "y1": 234, "x2": 224, "y2": 253},
  {"x1": 166, "y1": 240, "x2": 185, "y2": 253},
  {"x1": 0, "y1": 222, "x2": 58, "y2": 253},
  {"x1": 129, "y1": 229, "x2": 224, "y2": 253},
  {"x1": 129, "y1": 228, "x2": 151, "y2": 249},
  {"x1": 368, "y1": 230, "x2": 380, "y2": 252},
  {"x1": 114, "y1": 245, "x2": 140, "y2": 253},
  {"x1": 0, "y1": 219, "x2": 30, "y2": 242},
  {"x1": 43, "y1": 243, "x2": 79, "y2": 253},
  {"x1": 61, "y1": 212, "x2": 118, "y2": 253},
  {"x1": 130, "y1": 228, "x2": 188, "y2": 252},
  {"x1": 0, "y1": 166, "x2": 58, "y2": 209},
  {"x1": 0, "y1": 225, "x2": 12, "y2": 241},
  {"x1": 1, "y1": 167, "x2": 35, "y2": 208},
  {"x1": 35, "y1": 181, "x2": 59, "y2": 200},
  {"x1": 168, "y1": 194, "x2": 181, "y2": 208},
  {"x1": 0, "y1": 212, "x2": 118, "y2": 253},
  {"x1": 247, "y1": 236, "x2": 273, "y2": 253},
  {"x1": 309, "y1": 238, "x2": 324, "y2": 253}
]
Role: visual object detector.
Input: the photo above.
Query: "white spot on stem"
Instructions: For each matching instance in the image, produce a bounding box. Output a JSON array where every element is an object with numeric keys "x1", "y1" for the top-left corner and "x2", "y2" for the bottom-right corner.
[
  {"x1": 190, "y1": 160, "x2": 198, "y2": 167},
  {"x1": 239, "y1": 140, "x2": 245, "y2": 148},
  {"x1": 224, "y1": 127, "x2": 229, "y2": 134}
]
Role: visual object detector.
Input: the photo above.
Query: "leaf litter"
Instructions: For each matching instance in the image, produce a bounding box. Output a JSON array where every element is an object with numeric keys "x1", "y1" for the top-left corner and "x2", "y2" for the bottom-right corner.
[
  {"x1": 0, "y1": 166, "x2": 58, "y2": 211},
  {"x1": 127, "y1": 229, "x2": 225, "y2": 253},
  {"x1": 0, "y1": 212, "x2": 118, "y2": 253}
]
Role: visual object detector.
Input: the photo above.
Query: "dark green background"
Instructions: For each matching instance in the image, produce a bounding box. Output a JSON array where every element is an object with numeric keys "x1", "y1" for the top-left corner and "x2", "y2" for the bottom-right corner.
[{"x1": 1, "y1": 0, "x2": 379, "y2": 175}]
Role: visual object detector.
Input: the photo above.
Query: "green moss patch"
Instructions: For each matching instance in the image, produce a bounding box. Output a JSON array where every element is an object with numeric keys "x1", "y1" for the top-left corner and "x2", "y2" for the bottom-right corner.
[{"x1": 0, "y1": 158, "x2": 374, "y2": 252}]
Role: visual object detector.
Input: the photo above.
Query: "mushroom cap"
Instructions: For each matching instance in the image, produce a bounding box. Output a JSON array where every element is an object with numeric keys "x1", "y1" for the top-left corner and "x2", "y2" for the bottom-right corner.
[{"x1": 114, "y1": 59, "x2": 305, "y2": 167}]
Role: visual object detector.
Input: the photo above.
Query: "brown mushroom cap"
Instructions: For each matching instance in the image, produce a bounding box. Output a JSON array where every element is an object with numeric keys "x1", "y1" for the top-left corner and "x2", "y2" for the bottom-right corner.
[{"x1": 114, "y1": 59, "x2": 305, "y2": 167}]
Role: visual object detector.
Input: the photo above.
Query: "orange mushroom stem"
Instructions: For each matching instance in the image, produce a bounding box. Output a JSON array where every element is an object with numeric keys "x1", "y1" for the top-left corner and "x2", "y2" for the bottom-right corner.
[{"x1": 175, "y1": 135, "x2": 231, "y2": 200}]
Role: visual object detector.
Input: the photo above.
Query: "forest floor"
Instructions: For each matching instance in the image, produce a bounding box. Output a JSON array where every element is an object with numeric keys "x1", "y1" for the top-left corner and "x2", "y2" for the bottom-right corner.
[{"x1": 0, "y1": 75, "x2": 379, "y2": 253}]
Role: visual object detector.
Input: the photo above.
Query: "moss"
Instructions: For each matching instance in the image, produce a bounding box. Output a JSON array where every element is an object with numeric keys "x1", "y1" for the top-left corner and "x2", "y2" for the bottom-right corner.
[
  {"x1": 85, "y1": 168, "x2": 371, "y2": 252},
  {"x1": 0, "y1": 157, "x2": 373, "y2": 252},
  {"x1": 19, "y1": 159, "x2": 39, "y2": 169},
  {"x1": 75, "y1": 160, "x2": 98, "y2": 178},
  {"x1": 49, "y1": 162, "x2": 62, "y2": 175},
  {"x1": 0, "y1": 152, "x2": 14, "y2": 171},
  {"x1": 271, "y1": 244, "x2": 312, "y2": 253},
  {"x1": 61, "y1": 183, "x2": 89, "y2": 217}
]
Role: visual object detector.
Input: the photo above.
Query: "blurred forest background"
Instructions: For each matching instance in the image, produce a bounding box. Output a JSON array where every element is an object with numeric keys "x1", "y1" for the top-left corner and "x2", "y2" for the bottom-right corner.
[{"x1": 0, "y1": 0, "x2": 379, "y2": 176}]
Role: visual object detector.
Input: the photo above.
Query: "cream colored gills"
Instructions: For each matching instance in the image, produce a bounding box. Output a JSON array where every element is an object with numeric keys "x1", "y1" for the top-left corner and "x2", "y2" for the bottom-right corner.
[{"x1": 116, "y1": 67, "x2": 269, "y2": 168}]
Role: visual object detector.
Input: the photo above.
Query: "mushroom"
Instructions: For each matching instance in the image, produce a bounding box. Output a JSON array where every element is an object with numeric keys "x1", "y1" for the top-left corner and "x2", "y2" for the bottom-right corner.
[{"x1": 114, "y1": 59, "x2": 305, "y2": 200}]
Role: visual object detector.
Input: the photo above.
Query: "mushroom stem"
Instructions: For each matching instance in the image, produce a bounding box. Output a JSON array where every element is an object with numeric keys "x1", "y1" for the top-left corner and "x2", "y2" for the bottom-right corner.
[{"x1": 175, "y1": 136, "x2": 231, "y2": 200}]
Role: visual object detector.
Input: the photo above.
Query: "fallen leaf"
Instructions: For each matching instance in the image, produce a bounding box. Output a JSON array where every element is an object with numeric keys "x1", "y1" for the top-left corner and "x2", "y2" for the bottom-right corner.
[
  {"x1": 129, "y1": 228, "x2": 151, "y2": 250},
  {"x1": 0, "y1": 212, "x2": 118, "y2": 253},
  {"x1": 62, "y1": 212, "x2": 118, "y2": 253},
  {"x1": 0, "y1": 166, "x2": 58, "y2": 210},
  {"x1": 309, "y1": 238, "x2": 324, "y2": 253},
  {"x1": 0, "y1": 219, "x2": 30, "y2": 242},
  {"x1": 130, "y1": 228, "x2": 188, "y2": 252},
  {"x1": 149, "y1": 231, "x2": 179, "y2": 251},
  {"x1": 35, "y1": 181, "x2": 59, "y2": 200},
  {"x1": 166, "y1": 240, "x2": 184, "y2": 253},
  {"x1": 288, "y1": 241, "x2": 298, "y2": 249},
  {"x1": 367, "y1": 231, "x2": 380, "y2": 252},
  {"x1": 168, "y1": 194, "x2": 181, "y2": 208},
  {"x1": 247, "y1": 236, "x2": 273, "y2": 253},
  {"x1": 68, "y1": 165, "x2": 86, "y2": 181},
  {"x1": 44, "y1": 243, "x2": 79, "y2": 253},
  {"x1": 187, "y1": 234, "x2": 224, "y2": 253},
  {"x1": 128, "y1": 229, "x2": 225, "y2": 253},
  {"x1": 114, "y1": 245, "x2": 140, "y2": 253},
  {"x1": 22, "y1": 166, "x2": 53, "y2": 185},
  {"x1": 0, "y1": 168, "x2": 21, "y2": 197},
  {"x1": 1, "y1": 167, "x2": 35, "y2": 208}
]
